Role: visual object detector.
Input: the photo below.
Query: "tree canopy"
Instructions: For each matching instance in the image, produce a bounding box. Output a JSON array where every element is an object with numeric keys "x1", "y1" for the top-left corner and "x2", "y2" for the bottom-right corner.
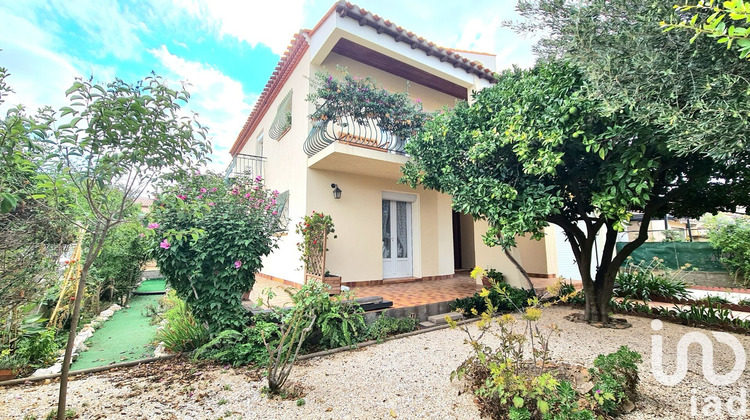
[
  {"x1": 402, "y1": 61, "x2": 750, "y2": 322},
  {"x1": 515, "y1": 0, "x2": 750, "y2": 161}
]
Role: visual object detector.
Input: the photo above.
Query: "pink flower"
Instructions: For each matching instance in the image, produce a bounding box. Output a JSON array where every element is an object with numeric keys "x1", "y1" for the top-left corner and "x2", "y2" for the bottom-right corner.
[
  {"x1": 200, "y1": 188, "x2": 207, "y2": 193},
  {"x1": 139, "y1": 233, "x2": 145, "y2": 238},
  {"x1": 255, "y1": 175, "x2": 262, "y2": 182},
  {"x1": 272, "y1": 211, "x2": 278, "y2": 215},
  {"x1": 148, "y1": 223, "x2": 160, "y2": 229},
  {"x1": 208, "y1": 202, "x2": 215, "y2": 206},
  {"x1": 160, "y1": 239, "x2": 171, "y2": 250},
  {"x1": 177, "y1": 194, "x2": 187, "y2": 200},
  {"x1": 244, "y1": 193, "x2": 251, "y2": 198},
  {"x1": 234, "y1": 260, "x2": 242, "y2": 269},
  {"x1": 230, "y1": 189, "x2": 239, "y2": 195},
  {"x1": 211, "y1": 187, "x2": 217, "y2": 192}
]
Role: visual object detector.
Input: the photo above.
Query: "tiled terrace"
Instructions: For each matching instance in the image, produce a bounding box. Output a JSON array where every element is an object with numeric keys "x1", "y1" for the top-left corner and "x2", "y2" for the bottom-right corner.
[{"x1": 247, "y1": 272, "x2": 570, "y2": 309}]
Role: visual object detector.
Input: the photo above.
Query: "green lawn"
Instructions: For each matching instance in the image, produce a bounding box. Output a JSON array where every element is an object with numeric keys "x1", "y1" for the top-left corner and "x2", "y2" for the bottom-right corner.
[{"x1": 70, "y1": 293, "x2": 161, "y2": 370}]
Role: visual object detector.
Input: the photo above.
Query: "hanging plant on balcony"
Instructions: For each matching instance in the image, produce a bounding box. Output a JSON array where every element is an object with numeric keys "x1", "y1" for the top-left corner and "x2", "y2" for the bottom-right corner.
[{"x1": 306, "y1": 68, "x2": 428, "y2": 140}]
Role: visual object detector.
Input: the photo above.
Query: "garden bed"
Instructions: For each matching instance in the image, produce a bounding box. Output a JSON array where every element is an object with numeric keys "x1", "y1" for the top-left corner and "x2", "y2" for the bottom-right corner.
[{"x1": 2, "y1": 306, "x2": 749, "y2": 419}]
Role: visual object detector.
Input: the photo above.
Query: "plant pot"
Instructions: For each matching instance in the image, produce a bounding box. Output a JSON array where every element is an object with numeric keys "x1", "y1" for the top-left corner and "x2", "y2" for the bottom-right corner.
[
  {"x1": 0, "y1": 369, "x2": 17, "y2": 381},
  {"x1": 324, "y1": 275, "x2": 342, "y2": 295}
]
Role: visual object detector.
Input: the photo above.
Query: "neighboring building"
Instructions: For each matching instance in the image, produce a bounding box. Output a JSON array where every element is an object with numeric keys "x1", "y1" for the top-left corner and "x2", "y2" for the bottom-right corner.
[{"x1": 227, "y1": 1, "x2": 559, "y2": 289}]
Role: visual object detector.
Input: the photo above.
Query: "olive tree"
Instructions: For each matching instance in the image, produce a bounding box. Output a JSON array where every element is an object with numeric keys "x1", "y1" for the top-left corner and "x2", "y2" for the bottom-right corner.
[
  {"x1": 45, "y1": 75, "x2": 210, "y2": 419},
  {"x1": 402, "y1": 62, "x2": 750, "y2": 324}
]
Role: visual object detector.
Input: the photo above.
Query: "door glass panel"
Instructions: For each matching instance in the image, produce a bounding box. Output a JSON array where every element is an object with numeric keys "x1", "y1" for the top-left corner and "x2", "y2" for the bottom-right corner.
[
  {"x1": 382, "y1": 200, "x2": 391, "y2": 259},
  {"x1": 396, "y1": 201, "x2": 407, "y2": 258}
]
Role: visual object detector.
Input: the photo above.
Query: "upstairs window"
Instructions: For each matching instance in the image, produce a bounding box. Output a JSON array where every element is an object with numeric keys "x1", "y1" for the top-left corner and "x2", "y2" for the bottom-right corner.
[{"x1": 269, "y1": 90, "x2": 293, "y2": 140}]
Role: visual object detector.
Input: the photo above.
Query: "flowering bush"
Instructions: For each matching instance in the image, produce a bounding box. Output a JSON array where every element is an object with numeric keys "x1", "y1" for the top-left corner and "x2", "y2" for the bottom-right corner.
[
  {"x1": 148, "y1": 172, "x2": 283, "y2": 332},
  {"x1": 295, "y1": 211, "x2": 335, "y2": 277},
  {"x1": 306, "y1": 68, "x2": 427, "y2": 141}
]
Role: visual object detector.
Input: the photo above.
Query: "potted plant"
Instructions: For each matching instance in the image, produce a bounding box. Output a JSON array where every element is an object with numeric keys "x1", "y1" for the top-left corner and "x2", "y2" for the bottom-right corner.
[
  {"x1": 0, "y1": 349, "x2": 24, "y2": 381},
  {"x1": 296, "y1": 211, "x2": 341, "y2": 294}
]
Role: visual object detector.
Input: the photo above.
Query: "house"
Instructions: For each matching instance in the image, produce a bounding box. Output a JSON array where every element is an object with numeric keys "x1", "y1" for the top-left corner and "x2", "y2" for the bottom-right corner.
[{"x1": 227, "y1": 1, "x2": 561, "y2": 290}]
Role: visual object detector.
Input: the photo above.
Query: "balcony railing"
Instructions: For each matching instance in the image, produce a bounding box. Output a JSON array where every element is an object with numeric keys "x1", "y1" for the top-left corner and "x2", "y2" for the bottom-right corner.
[
  {"x1": 303, "y1": 115, "x2": 407, "y2": 157},
  {"x1": 225, "y1": 153, "x2": 266, "y2": 179}
]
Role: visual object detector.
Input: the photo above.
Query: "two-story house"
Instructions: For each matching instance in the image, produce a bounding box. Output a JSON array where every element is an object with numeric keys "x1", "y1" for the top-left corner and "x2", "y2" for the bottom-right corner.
[{"x1": 227, "y1": 1, "x2": 560, "y2": 291}]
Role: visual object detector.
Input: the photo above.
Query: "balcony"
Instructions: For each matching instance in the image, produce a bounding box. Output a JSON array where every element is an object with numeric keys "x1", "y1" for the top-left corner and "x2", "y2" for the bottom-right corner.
[
  {"x1": 303, "y1": 115, "x2": 407, "y2": 157},
  {"x1": 225, "y1": 153, "x2": 266, "y2": 179}
]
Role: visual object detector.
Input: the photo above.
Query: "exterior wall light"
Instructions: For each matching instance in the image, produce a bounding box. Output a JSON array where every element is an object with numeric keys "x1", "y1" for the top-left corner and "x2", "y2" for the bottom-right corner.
[{"x1": 331, "y1": 183, "x2": 342, "y2": 199}]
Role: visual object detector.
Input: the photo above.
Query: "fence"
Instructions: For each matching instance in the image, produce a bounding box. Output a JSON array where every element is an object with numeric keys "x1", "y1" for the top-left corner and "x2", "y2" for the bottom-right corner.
[{"x1": 616, "y1": 241, "x2": 724, "y2": 271}]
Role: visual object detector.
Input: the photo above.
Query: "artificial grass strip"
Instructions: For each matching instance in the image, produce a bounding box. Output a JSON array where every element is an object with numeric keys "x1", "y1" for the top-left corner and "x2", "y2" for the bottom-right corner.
[
  {"x1": 135, "y1": 278, "x2": 167, "y2": 293},
  {"x1": 70, "y1": 294, "x2": 160, "y2": 370}
]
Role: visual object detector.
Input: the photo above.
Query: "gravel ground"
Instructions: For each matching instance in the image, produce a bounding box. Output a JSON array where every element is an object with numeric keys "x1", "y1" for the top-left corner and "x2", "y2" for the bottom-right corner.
[{"x1": 2, "y1": 306, "x2": 749, "y2": 419}]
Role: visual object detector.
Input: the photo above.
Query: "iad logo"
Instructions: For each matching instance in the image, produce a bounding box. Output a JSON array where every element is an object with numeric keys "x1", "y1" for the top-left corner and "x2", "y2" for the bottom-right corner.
[{"x1": 651, "y1": 319, "x2": 746, "y2": 386}]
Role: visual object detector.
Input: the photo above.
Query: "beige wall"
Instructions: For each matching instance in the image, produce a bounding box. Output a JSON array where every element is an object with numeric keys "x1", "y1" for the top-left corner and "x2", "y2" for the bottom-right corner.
[
  {"x1": 237, "y1": 50, "x2": 315, "y2": 284},
  {"x1": 304, "y1": 168, "x2": 454, "y2": 283},
  {"x1": 319, "y1": 52, "x2": 463, "y2": 112},
  {"x1": 516, "y1": 227, "x2": 558, "y2": 276},
  {"x1": 472, "y1": 219, "x2": 531, "y2": 290}
]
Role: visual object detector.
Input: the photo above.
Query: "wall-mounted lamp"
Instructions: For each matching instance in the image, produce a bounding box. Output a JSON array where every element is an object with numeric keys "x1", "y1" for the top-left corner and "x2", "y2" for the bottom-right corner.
[{"x1": 331, "y1": 183, "x2": 342, "y2": 200}]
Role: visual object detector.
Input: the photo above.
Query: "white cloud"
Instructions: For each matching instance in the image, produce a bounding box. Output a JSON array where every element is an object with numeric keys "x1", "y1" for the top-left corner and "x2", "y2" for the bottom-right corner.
[
  {"x1": 170, "y1": 0, "x2": 308, "y2": 54},
  {"x1": 148, "y1": 45, "x2": 257, "y2": 172},
  {"x1": 0, "y1": 11, "x2": 82, "y2": 113},
  {"x1": 455, "y1": 17, "x2": 501, "y2": 54}
]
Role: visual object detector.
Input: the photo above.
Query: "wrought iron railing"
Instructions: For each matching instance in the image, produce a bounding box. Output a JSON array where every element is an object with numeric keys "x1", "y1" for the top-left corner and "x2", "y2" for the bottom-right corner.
[
  {"x1": 303, "y1": 115, "x2": 408, "y2": 157},
  {"x1": 225, "y1": 153, "x2": 266, "y2": 179}
]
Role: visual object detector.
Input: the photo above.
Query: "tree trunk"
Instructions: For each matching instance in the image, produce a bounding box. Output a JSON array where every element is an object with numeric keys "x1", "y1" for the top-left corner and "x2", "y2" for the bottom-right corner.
[{"x1": 57, "y1": 227, "x2": 109, "y2": 420}]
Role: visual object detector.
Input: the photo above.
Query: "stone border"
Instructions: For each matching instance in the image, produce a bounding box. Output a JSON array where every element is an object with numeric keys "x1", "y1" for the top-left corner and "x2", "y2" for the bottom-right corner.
[{"x1": 0, "y1": 355, "x2": 177, "y2": 387}]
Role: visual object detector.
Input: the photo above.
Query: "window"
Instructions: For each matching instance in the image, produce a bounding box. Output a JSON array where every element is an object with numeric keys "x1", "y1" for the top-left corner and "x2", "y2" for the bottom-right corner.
[
  {"x1": 274, "y1": 190, "x2": 290, "y2": 233},
  {"x1": 269, "y1": 90, "x2": 292, "y2": 140}
]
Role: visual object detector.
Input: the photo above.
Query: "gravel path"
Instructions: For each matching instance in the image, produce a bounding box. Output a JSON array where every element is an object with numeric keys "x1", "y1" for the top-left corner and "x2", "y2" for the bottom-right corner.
[{"x1": 2, "y1": 306, "x2": 749, "y2": 419}]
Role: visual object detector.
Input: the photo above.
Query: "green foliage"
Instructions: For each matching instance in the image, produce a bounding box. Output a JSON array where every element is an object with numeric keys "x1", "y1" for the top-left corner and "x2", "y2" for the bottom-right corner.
[
  {"x1": 310, "y1": 292, "x2": 366, "y2": 349},
  {"x1": 705, "y1": 214, "x2": 750, "y2": 286},
  {"x1": 663, "y1": 0, "x2": 750, "y2": 60},
  {"x1": 90, "y1": 222, "x2": 149, "y2": 304},
  {"x1": 661, "y1": 229, "x2": 685, "y2": 242},
  {"x1": 149, "y1": 172, "x2": 283, "y2": 333},
  {"x1": 738, "y1": 298, "x2": 750, "y2": 307},
  {"x1": 516, "y1": 0, "x2": 750, "y2": 161},
  {"x1": 154, "y1": 291, "x2": 209, "y2": 352},
  {"x1": 451, "y1": 283, "x2": 535, "y2": 316},
  {"x1": 0, "y1": 68, "x2": 74, "y2": 347},
  {"x1": 295, "y1": 211, "x2": 335, "y2": 276},
  {"x1": 614, "y1": 261, "x2": 690, "y2": 301},
  {"x1": 259, "y1": 282, "x2": 325, "y2": 395},
  {"x1": 588, "y1": 346, "x2": 642, "y2": 415},
  {"x1": 307, "y1": 68, "x2": 427, "y2": 141},
  {"x1": 365, "y1": 315, "x2": 418, "y2": 341},
  {"x1": 403, "y1": 59, "x2": 749, "y2": 322},
  {"x1": 0, "y1": 348, "x2": 25, "y2": 370},
  {"x1": 193, "y1": 323, "x2": 279, "y2": 367},
  {"x1": 16, "y1": 328, "x2": 58, "y2": 370},
  {"x1": 697, "y1": 295, "x2": 731, "y2": 305},
  {"x1": 450, "y1": 283, "x2": 601, "y2": 419}
]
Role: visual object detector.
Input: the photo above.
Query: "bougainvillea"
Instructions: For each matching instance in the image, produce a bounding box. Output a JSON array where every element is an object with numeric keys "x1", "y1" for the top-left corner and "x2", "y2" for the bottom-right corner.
[
  {"x1": 306, "y1": 68, "x2": 427, "y2": 141},
  {"x1": 295, "y1": 211, "x2": 335, "y2": 277},
  {"x1": 148, "y1": 172, "x2": 283, "y2": 332}
]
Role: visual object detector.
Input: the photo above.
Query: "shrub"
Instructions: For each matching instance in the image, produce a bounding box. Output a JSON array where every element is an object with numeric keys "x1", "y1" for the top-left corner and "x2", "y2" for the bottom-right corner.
[
  {"x1": 90, "y1": 222, "x2": 149, "y2": 305},
  {"x1": 451, "y1": 283, "x2": 535, "y2": 316},
  {"x1": 259, "y1": 282, "x2": 326, "y2": 395},
  {"x1": 614, "y1": 259, "x2": 690, "y2": 301},
  {"x1": 366, "y1": 315, "x2": 418, "y2": 341},
  {"x1": 16, "y1": 328, "x2": 58, "y2": 370},
  {"x1": 705, "y1": 214, "x2": 750, "y2": 287},
  {"x1": 738, "y1": 298, "x2": 750, "y2": 307},
  {"x1": 193, "y1": 322, "x2": 279, "y2": 367},
  {"x1": 697, "y1": 295, "x2": 731, "y2": 305},
  {"x1": 148, "y1": 172, "x2": 283, "y2": 333},
  {"x1": 588, "y1": 346, "x2": 642, "y2": 415},
  {"x1": 155, "y1": 290, "x2": 209, "y2": 352}
]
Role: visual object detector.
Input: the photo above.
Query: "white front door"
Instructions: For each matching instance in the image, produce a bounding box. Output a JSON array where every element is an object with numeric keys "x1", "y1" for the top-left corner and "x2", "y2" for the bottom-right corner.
[{"x1": 382, "y1": 199, "x2": 412, "y2": 278}]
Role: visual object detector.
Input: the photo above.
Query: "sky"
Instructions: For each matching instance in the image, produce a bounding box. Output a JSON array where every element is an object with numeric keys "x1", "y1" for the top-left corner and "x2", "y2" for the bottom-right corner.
[{"x1": 0, "y1": 0, "x2": 537, "y2": 172}]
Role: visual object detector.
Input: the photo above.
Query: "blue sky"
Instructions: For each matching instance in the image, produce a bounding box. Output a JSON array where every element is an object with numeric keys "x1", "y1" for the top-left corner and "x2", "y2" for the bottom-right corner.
[{"x1": 0, "y1": 0, "x2": 536, "y2": 171}]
